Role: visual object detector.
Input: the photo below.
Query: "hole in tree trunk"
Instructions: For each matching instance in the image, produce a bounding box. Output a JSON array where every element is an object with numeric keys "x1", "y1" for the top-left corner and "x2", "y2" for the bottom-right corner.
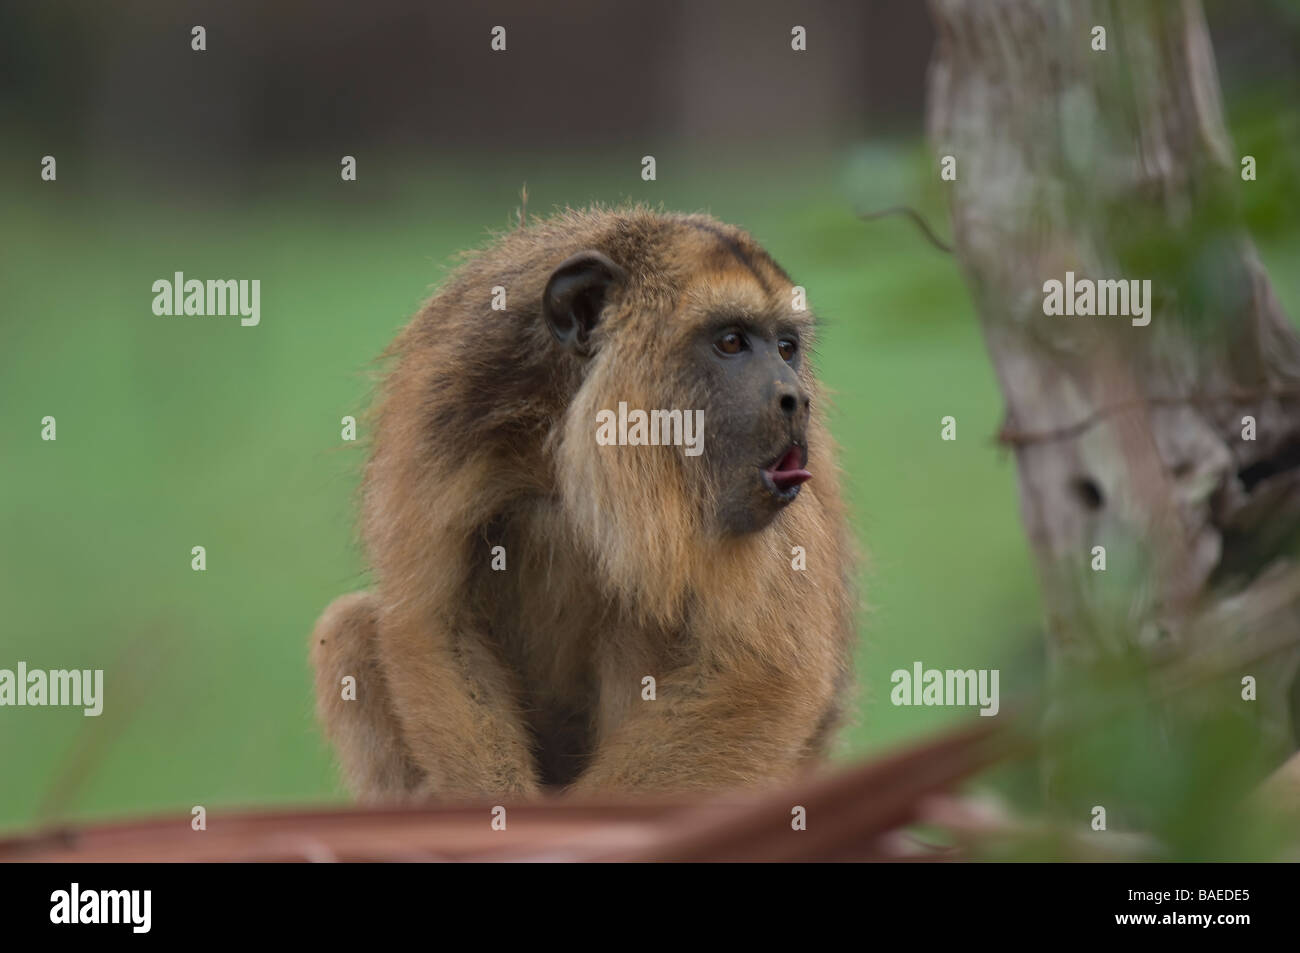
[
  {"x1": 1239, "y1": 437, "x2": 1300, "y2": 493},
  {"x1": 1070, "y1": 477, "x2": 1104, "y2": 511}
]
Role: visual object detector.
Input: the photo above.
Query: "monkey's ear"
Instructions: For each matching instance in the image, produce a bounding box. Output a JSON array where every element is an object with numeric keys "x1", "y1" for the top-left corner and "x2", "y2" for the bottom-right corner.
[{"x1": 542, "y1": 251, "x2": 626, "y2": 356}]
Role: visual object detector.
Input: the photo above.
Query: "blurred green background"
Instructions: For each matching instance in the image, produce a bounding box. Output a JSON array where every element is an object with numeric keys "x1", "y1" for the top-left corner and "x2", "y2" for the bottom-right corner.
[{"x1": 1, "y1": 0, "x2": 1297, "y2": 831}]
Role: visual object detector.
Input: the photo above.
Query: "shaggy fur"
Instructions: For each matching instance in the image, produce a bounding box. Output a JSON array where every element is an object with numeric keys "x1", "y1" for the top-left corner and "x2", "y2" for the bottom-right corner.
[{"x1": 311, "y1": 207, "x2": 857, "y2": 800}]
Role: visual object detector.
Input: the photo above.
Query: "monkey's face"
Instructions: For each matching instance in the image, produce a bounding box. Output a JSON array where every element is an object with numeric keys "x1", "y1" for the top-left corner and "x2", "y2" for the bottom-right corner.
[
  {"x1": 544, "y1": 237, "x2": 817, "y2": 542},
  {"x1": 687, "y1": 310, "x2": 813, "y2": 535}
]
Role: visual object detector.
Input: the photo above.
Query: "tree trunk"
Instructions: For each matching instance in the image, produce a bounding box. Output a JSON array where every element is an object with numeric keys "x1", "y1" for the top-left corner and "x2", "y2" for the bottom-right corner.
[{"x1": 925, "y1": 0, "x2": 1300, "y2": 803}]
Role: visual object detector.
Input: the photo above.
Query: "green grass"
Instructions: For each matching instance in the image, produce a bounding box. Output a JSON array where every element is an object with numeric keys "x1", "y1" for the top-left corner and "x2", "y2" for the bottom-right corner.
[{"x1": 1, "y1": 144, "x2": 1295, "y2": 829}]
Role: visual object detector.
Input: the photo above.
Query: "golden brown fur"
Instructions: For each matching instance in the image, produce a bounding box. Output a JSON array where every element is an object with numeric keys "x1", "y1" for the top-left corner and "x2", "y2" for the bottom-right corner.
[{"x1": 311, "y1": 206, "x2": 857, "y2": 800}]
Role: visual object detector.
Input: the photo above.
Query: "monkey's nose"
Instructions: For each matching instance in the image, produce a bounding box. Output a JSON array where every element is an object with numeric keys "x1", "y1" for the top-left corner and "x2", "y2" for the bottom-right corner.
[{"x1": 775, "y1": 383, "x2": 804, "y2": 417}]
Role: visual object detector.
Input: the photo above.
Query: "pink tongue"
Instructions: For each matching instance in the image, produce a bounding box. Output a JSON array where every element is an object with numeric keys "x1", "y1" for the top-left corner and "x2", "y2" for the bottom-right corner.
[{"x1": 769, "y1": 448, "x2": 811, "y2": 489}]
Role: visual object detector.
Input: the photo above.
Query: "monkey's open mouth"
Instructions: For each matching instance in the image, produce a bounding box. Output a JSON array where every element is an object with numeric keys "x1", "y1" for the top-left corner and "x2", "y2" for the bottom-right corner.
[{"x1": 762, "y1": 445, "x2": 811, "y2": 501}]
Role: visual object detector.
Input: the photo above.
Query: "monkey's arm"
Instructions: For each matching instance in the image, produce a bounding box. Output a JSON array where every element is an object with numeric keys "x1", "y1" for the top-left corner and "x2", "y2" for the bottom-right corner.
[
  {"x1": 376, "y1": 616, "x2": 542, "y2": 799},
  {"x1": 311, "y1": 592, "x2": 421, "y2": 801},
  {"x1": 312, "y1": 592, "x2": 541, "y2": 800},
  {"x1": 571, "y1": 663, "x2": 836, "y2": 794}
]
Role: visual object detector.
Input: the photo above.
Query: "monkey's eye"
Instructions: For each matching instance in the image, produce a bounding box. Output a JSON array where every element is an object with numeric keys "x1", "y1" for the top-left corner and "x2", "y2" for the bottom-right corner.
[
  {"x1": 714, "y1": 331, "x2": 747, "y2": 356},
  {"x1": 777, "y1": 338, "x2": 798, "y2": 363}
]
